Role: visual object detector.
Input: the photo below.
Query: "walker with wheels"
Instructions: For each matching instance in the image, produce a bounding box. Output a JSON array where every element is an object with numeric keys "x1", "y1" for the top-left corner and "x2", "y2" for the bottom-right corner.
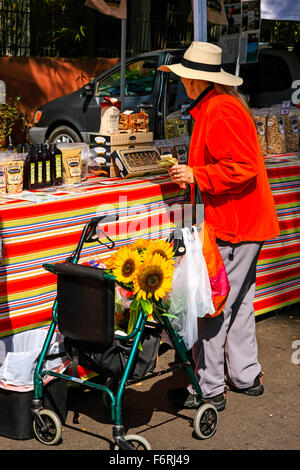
[{"x1": 31, "y1": 214, "x2": 218, "y2": 450}]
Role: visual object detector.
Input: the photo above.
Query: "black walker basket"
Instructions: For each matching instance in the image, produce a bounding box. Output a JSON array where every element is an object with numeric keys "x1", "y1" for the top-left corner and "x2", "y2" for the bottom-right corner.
[{"x1": 31, "y1": 214, "x2": 218, "y2": 450}]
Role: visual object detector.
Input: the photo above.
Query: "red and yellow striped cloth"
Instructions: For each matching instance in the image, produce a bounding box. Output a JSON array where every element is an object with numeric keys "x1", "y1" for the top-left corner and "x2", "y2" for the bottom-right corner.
[
  {"x1": 254, "y1": 154, "x2": 300, "y2": 315},
  {"x1": 0, "y1": 155, "x2": 299, "y2": 339},
  {"x1": 0, "y1": 176, "x2": 185, "y2": 338}
]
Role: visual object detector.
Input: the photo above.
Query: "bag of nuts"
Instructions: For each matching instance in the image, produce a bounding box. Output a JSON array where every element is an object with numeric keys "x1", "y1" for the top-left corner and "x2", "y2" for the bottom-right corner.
[
  {"x1": 0, "y1": 161, "x2": 6, "y2": 195},
  {"x1": 266, "y1": 110, "x2": 286, "y2": 155},
  {"x1": 252, "y1": 108, "x2": 269, "y2": 155},
  {"x1": 61, "y1": 147, "x2": 82, "y2": 185},
  {"x1": 282, "y1": 109, "x2": 300, "y2": 153},
  {"x1": 5, "y1": 159, "x2": 24, "y2": 193}
]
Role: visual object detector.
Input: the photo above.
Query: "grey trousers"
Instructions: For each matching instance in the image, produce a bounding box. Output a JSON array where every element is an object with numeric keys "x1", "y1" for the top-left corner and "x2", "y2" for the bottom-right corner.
[{"x1": 189, "y1": 240, "x2": 263, "y2": 398}]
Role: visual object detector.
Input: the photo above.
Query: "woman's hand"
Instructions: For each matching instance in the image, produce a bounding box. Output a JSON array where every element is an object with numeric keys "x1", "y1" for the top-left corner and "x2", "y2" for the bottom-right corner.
[{"x1": 169, "y1": 164, "x2": 194, "y2": 188}]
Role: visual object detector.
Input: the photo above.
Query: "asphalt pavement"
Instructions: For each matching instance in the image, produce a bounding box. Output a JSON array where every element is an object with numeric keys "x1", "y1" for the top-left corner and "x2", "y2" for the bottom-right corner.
[{"x1": 0, "y1": 304, "x2": 299, "y2": 458}]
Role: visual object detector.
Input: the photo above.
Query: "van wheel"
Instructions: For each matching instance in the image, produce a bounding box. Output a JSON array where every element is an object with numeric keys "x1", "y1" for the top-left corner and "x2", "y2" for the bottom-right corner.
[{"x1": 48, "y1": 125, "x2": 82, "y2": 143}]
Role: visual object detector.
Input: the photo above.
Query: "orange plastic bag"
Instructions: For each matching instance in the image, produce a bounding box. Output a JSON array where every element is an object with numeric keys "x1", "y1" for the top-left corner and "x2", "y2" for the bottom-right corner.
[{"x1": 199, "y1": 221, "x2": 230, "y2": 318}]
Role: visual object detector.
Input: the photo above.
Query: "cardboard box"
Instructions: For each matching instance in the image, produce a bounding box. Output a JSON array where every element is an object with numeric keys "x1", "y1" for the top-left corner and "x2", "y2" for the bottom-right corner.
[
  {"x1": 89, "y1": 132, "x2": 153, "y2": 148},
  {"x1": 89, "y1": 132, "x2": 154, "y2": 177},
  {"x1": 111, "y1": 146, "x2": 167, "y2": 179}
]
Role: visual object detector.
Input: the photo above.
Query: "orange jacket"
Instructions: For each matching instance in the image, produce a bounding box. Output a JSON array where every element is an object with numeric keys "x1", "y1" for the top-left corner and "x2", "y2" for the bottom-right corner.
[{"x1": 189, "y1": 89, "x2": 280, "y2": 243}]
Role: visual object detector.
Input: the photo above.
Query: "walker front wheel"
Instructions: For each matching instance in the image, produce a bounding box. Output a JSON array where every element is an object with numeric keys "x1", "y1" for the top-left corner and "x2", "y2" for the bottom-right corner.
[
  {"x1": 193, "y1": 403, "x2": 218, "y2": 439},
  {"x1": 33, "y1": 408, "x2": 62, "y2": 445}
]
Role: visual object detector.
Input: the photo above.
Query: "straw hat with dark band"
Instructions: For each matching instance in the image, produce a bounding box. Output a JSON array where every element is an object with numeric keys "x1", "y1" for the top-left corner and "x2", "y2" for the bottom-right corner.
[{"x1": 158, "y1": 41, "x2": 243, "y2": 87}]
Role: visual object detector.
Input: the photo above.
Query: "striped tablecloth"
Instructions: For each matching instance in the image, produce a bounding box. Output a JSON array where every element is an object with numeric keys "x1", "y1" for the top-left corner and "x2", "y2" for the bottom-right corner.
[
  {"x1": 0, "y1": 157, "x2": 299, "y2": 339},
  {"x1": 254, "y1": 154, "x2": 300, "y2": 315},
  {"x1": 0, "y1": 175, "x2": 185, "y2": 338}
]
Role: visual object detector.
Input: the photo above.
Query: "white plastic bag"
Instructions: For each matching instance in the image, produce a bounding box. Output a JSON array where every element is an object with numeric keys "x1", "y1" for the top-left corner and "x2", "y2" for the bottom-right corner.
[
  {"x1": 168, "y1": 226, "x2": 215, "y2": 349},
  {"x1": 0, "y1": 328, "x2": 67, "y2": 390}
]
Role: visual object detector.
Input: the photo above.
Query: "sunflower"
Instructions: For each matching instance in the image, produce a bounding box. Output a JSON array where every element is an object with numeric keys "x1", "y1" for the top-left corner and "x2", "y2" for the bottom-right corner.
[
  {"x1": 104, "y1": 251, "x2": 118, "y2": 270},
  {"x1": 134, "y1": 252, "x2": 175, "y2": 301},
  {"x1": 110, "y1": 246, "x2": 141, "y2": 284},
  {"x1": 146, "y1": 239, "x2": 175, "y2": 262},
  {"x1": 130, "y1": 238, "x2": 150, "y2": 251}
]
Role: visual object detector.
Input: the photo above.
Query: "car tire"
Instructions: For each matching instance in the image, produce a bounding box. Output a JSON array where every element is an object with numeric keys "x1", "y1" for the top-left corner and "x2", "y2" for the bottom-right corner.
[{"x1": 48, "y1": 125, "x2": 82, "y2": 144}]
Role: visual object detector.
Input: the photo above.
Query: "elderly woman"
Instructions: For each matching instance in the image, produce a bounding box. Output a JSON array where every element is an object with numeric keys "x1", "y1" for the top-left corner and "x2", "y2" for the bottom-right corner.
[{"x1": 159, "y1": 42, "x2": 279, "y2": 411}]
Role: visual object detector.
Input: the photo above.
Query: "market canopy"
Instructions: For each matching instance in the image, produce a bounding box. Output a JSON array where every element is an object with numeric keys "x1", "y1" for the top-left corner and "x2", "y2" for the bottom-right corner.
[{"x1": 261, "y1": 0, "x2": 300, "y2": 21}]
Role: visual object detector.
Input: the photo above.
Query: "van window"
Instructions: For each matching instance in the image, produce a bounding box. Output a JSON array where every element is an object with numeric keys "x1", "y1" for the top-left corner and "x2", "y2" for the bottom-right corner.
[
  {"x1": 166, "y1": 73, "x2": 191, "y2": 115},
  {"x1": 254, "y1": 54, "x2": 292, "y2": 92},
  {"x1": 96, "y1": 58, "x2": 158, "y2": 97},
  {"x1": 239, "y1": 53, "x2": 292, "y2": 94},
  {"x1": 223, "y1": 52, "x2": 293, "y2": 96}
]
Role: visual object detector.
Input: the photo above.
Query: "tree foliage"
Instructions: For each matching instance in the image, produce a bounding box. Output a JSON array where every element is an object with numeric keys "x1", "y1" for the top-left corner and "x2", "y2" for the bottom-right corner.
[{"x1": 260, "y1": 20, "x2": 300, "y2": 46}]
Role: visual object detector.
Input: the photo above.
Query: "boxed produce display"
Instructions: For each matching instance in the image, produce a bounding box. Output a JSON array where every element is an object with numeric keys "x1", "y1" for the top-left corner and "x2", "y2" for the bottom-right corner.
[
  {"x1": 118, "y1": 110, "x2": 149, "y2": 133},
  {"x1": 89, "y1": 132, "x2": 154, "y2": 177},
  {"x1": 111, "y1": 146, "x2": 168, "y2": 178}
]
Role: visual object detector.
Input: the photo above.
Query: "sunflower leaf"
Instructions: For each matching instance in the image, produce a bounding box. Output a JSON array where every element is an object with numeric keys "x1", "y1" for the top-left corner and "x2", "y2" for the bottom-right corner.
[
  {"x1": 140, "y1": 299, "x2": 153, "y2": 315},
  {"x1": 127, "y1": 298, "x2": 139, "y2": 334}
]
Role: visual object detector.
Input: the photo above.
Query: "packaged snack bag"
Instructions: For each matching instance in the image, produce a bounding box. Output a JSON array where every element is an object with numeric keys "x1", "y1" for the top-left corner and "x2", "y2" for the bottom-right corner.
[{"x1": 100, "y1": 97, "x2": 121, "y2": 135}]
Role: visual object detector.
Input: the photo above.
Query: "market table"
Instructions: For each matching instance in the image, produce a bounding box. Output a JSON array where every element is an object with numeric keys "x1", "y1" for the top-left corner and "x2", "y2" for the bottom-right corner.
[
  {"x1": 0, "y1": 175, "x2": 186, "y2": 337},
  {"x1": 0, "y1": 157, "x2": 299, "y2": 389},
  {"x1": 0, "y1": 174, "x2": 186, "y2": 390},
  {"x1": 255, "y1": 154, "x2": 300, "y2": 315}
]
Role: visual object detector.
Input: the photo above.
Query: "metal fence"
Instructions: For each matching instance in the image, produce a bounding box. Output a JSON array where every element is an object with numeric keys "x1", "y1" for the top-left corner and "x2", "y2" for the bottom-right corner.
[
  {"x1": 0, "y1": 0, "x2": 192, "y2": 58},
  {"x1": 0, "y1": 0, "x2": 31, "y2": 56}
]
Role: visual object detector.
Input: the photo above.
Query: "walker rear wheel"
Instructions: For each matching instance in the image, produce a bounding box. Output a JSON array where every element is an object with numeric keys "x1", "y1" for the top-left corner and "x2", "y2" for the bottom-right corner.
[
  {"x1": 193, "y1": 403, "x2": 218, "y2": 439},
  {"x1": 114, "y1": 434, "x2": 151, "y2": 450},
  {"x1": 33, "y1": 408, "x2": 62, "y2": 445}
]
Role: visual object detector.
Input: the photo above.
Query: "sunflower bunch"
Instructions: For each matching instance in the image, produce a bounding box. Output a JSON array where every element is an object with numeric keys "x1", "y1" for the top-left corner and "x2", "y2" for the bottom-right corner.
[{"x1": 105, "y1": 239, "x2": 175, "y2": 333}]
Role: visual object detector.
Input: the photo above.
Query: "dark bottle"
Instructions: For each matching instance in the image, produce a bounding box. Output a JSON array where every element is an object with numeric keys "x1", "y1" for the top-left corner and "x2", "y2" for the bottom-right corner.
[
  {"x1": 23, "y1": 147, "x2": 29, "y2": 190},
  {"x1": 26, "y1": 144, "x2": 37, "y2": 191},
  {"x1": 49, "y1": 143, "x2": 63, "y2": 186},
  {"x1": 16, "y1": 144, "x2": 23, "y2": 154},
  {"x1": 7, "y1": 143, "x2": 14, "y2": 153},
  {"x1": 36, "y1": 144, "x2": 45, "y2": 189},
  {"x1": 15, "y1": 144, "x2": 25, "y2": 190},
  {"x1": 43, "y1": 144, "x2": 52, "y2": 187},
  {"x1": 22, "y1": 143, "x2": 32, "y2": 190}
]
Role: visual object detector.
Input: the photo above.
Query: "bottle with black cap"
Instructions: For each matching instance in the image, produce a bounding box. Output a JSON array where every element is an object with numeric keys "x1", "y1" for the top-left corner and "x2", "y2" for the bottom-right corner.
[
  {"x1": 23, "y1": 144, "x2": 31, "y2": 190},
  {"x1": 36, "y1": 144, "x2": 45, "y2": 189},
  {"x1": 49, "y1": 143, "x2": 63, "y2": 186},
  {"x1": 16, "y1": 144, "x2": 23, "y2": 155},
  {"x1": 26, "y1": 144, "x2": 38, "y2": 190},
  {"x1": 43, "y1": 143, "x2": 52, "y2": 187},
  {"x1": 7, "y1": 143, "x2": 14, "y2": 153}
]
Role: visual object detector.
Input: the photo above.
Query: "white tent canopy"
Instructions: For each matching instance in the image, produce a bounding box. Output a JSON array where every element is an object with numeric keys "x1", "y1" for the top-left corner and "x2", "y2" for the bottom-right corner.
[{"x1": 261, "y1": 0, "x2": 300, "y2": 21}]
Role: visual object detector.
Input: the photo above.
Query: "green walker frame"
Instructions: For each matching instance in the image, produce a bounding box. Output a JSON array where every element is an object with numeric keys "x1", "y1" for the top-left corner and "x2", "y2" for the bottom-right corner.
[{"x1": 31, "y1": 216, "x2": 218, "y2": 450}]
